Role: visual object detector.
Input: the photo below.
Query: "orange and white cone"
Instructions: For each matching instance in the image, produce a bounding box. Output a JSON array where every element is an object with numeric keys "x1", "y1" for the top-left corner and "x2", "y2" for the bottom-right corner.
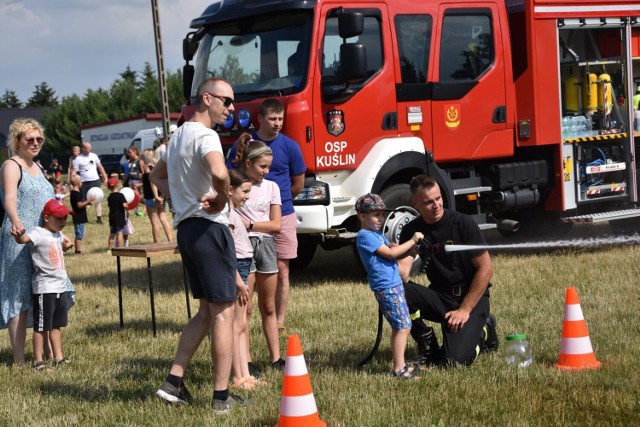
[
  {"x1": 275, "y1": 334, "x2": 327, "y2": 427},
  {"x1": 557, "y1": 287, "x2": 601, "y2": 371}
]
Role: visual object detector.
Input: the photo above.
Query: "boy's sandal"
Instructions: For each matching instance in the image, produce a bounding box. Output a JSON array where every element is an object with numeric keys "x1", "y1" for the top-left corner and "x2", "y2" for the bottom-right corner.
[
  {"x1": 231, "y1": 377, "x2": 255, "y2": 391},
  {"x1": 392, "y1": 363, "x2": 420, "y2": 381}
]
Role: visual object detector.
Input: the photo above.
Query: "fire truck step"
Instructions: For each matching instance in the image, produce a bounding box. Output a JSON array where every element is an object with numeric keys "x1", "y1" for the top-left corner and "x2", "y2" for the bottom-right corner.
[
  {"x1": 561, "y1": 208, "x2": 640, "y2": 223},
  {"x1": 453, "y1": 186, "x2": 492, "y2": 196}
]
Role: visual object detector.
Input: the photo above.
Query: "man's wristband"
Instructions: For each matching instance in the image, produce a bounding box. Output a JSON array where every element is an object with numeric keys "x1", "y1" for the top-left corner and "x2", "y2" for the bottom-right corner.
[{"x1": 249, "y1": 221, "x2": 254, "y2": 231}]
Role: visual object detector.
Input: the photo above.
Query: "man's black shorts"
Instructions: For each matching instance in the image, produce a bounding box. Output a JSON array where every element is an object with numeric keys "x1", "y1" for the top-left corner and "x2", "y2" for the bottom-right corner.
[
  {"x1": 81, "y1": 179, "x2": 101, "y2": 200},
  {"x1": 177, "y1": 218, "x2": 237, "y2": 303}
]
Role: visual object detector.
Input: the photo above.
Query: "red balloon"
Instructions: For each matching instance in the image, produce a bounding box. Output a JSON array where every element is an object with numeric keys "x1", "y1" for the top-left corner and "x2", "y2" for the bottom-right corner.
[{"x1": 128, "y1": 189, "x2": 140, "y2": 211}]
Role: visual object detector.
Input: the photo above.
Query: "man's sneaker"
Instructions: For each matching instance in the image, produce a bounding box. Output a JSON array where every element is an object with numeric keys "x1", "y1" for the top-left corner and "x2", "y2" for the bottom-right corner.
[
  {"x1": 156, "y1": 381, "x2": 193, "y2": 405},
  {"x1": 483, "y1": 314, "x2": 499, "y2": 352},
  {"x1": 271, "y1": 358, "x2": 286, "y2": 369},
  {"x1": 248, "y1": 362, "x2": 262, "y2": 379},
  {"x1": 211, "y1": 394, "x2": 254, "y2": 415}
]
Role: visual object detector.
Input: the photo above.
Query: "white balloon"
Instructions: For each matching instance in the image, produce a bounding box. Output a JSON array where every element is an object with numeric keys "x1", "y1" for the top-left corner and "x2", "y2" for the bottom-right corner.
[
  {"x1": 120, "y1": 187, "x2": 134, "y2": 203},
  {"x1": 86, "y1": 187, "x2": 104, "y2": 205}
]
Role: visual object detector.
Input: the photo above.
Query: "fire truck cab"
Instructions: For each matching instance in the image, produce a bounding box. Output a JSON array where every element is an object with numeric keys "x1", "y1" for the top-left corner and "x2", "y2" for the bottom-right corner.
[{"x1": 182, "y1": 0, "x2": 640, "y2": 267}]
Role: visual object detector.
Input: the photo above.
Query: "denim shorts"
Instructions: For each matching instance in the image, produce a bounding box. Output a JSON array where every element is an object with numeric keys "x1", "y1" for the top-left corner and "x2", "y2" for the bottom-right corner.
[
  {"x1": 237, "y1": 258, "x2": 252, "y2": 285},
  {"x1": 374, "y1": 284, "x2": 412, "y2": 331},
  {"x1": 74, "y1": 223, "x2": 85, "y2": 240},
  {"x1": 145, "y1": 198, "x2": 167, "y2": 210}
]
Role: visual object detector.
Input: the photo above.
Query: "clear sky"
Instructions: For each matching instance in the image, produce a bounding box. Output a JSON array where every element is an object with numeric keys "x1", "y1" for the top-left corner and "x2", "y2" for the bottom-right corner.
[{"x1": 0, "y1": 0, "x2": 213, "y2": 103}]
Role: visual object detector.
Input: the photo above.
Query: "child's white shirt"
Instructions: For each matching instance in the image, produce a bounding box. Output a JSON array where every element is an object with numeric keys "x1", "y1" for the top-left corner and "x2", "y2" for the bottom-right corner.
[{"x1": 25, "y1": 226, "x2": 69, "y2": 294}]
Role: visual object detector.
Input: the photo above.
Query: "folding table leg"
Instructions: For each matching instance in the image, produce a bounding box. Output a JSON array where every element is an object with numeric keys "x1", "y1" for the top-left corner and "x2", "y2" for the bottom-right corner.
[
  {"x1": 147, "y1": 257, "x2": 157, "y2": 337},
  {"x1": 117, "y1": 256, "x2": 124, "y2": 328}
]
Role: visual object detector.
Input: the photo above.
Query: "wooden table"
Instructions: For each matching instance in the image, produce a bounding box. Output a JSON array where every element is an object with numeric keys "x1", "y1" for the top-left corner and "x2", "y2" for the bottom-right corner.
[{"x1": 112, "y1": 242, "x2": 191, "y2": 337}]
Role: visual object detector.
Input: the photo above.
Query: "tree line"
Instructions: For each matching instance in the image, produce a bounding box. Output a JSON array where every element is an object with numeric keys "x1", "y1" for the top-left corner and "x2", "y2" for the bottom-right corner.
[{"x1": 1, "y1": 62, "x2": 186, "y2": 155}]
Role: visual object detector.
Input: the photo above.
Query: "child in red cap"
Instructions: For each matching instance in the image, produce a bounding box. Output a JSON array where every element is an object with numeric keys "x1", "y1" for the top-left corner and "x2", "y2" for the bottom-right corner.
[
  {"x1": 106, "y1": 176, "x2": 129, "y2": 250},
  {"x1": 12, "y1": 199, "x2": 75, "y2": 370},
  {"x1": 107, "y1": 176, "x2": 135, "y2": 253},
  {"x1": 69, "y1": 174, "x2": 96, "y2": 254}
]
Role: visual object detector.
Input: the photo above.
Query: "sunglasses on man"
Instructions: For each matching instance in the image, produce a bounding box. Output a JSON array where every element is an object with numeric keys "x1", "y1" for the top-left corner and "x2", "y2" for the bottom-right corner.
[{"x1": 205, "y1": 93, "x2": 234, "y2": 108}]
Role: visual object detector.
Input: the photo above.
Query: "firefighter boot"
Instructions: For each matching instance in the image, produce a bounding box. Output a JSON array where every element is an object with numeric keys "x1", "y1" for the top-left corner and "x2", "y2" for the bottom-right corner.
[
  {"x1": 415, "y1": 327, "x2": 440, "y2": 366},
  {"x1": 482, "y1": 314, "x2": 499, "y2": 353}
]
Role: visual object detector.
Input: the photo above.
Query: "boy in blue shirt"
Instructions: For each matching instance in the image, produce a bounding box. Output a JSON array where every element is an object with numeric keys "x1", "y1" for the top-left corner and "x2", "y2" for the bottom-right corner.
[{"x1": 355, "y1": 193, "x2": 424, "y2": 380}]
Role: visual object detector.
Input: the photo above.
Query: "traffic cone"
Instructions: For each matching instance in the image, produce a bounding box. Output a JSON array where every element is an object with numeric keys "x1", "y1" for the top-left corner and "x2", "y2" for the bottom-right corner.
[
  {"x1": 275, "y1": 334, "x2": 327, "y2": 427},
  {"x1": 556, "y1": 287, "x2": 601, "y2": 371}
]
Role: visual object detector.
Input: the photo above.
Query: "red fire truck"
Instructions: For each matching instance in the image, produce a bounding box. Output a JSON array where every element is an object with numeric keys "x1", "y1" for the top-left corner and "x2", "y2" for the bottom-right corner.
[{"x1": 180, "y1": 0, "x2": 640, "y2": 266}]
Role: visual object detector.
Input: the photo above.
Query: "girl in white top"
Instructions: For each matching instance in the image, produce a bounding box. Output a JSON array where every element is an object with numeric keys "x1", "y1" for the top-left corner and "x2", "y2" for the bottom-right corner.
[{"x1": 232, "y1": 134, "x2": 284, "y2": 368}]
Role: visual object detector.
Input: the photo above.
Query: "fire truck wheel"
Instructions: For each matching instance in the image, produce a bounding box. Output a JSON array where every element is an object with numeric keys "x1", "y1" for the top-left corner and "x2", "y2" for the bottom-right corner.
[
  {"x1": 379, "y1": 183, "x2": 428, "y2": 276},
  {"x1": 290, "y1": 235, "x2": 318, "y2": 270},
  {"x1": 379, "y1": 183, "x2": 412, "y2": 215}
]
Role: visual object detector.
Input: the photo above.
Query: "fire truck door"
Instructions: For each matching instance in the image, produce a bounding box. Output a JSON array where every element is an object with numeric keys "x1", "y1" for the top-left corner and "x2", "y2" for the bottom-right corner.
[
  {"x1": 431, "y1": 4, "x2": 512, "y2": 162},
  {"x1": 314, "y1": 6, "x2": 397, "y2": 172}
]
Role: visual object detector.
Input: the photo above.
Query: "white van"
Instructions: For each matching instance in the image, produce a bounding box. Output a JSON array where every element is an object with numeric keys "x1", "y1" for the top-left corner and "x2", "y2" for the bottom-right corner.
[
  {"x1": 120, "y1": 126, "x2": 174, "y2": 164},
  {"x1": 128, "y1": 127, "x2": 164, "y2": 154}
]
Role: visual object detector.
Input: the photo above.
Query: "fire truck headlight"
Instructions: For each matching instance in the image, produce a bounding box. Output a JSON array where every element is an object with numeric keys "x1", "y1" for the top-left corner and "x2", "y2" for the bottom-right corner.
[
  {"x1": 293, "y1": 179, "x2": 330, "y2": 206},
  {"x1": 223, "y1": 112, "x2": 235, "y2": 130},
  {"x1": 238, "y1": 109, "x2": 251, "y2": 128}
]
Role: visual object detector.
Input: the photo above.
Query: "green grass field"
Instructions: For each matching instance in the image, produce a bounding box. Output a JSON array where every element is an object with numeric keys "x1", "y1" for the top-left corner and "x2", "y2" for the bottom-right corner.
[{"x1": 1, "y1": 205, "x2": 639, "y2": 426}]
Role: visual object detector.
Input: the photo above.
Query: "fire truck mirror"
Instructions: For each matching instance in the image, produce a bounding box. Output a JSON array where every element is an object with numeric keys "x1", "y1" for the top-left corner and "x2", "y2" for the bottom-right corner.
[
  {"x1": 340, "y1": 44, "x2": 367, "y2": 82},
  {"x1": 338, "y1": 11, "x2": 364, "y2": 39},
  {"x1": 183, "y1": 31, "x2": 200, "y2": 61}
]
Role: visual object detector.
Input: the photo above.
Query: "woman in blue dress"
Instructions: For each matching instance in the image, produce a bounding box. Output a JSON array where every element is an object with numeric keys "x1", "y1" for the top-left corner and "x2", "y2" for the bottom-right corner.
[{"x1": 0, "y1": 118, "x2": 56, "y2": 365}]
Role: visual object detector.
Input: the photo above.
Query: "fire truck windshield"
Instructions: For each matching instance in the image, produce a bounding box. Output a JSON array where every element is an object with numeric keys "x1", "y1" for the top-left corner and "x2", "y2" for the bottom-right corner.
[{"x1": 191, "y1": 12, "x2": 313, "y2": 101}]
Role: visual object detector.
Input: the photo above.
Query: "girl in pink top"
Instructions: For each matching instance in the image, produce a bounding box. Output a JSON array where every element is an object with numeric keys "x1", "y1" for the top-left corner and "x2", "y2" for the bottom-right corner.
[
  {"x1": 232, "y1": 134, "x2": 284, "y2": 369},
  {"x1": 227, "y1": 169, "x2": 265, "y2": 390}
]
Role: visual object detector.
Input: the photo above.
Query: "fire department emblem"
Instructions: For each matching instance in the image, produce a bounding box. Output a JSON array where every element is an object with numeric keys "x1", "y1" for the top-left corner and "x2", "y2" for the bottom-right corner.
[
  {"x1": 327, "y1": 110, "x2": 345, "y2": 136},
  {"x1": 444, "y1": 104, "x2": 461, "y2": 128}
]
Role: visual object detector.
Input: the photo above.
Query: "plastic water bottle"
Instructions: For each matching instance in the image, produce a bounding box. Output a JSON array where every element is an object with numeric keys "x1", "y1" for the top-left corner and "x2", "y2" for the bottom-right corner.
[
  {"x1": 504, "y1": 334, "x2": 533, "y2": 367},
  {"x1": 561, "y1": 116, "x2": 573, "y2": 138},
  {"x1": 572, "y1": 115, "x2": 590, "y2": 137}
]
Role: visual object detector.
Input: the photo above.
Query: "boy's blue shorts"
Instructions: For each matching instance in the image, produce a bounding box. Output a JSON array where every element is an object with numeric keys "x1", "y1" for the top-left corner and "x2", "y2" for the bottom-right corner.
[{"x1": 374, "y1": 284, "x2": 412, "y2": 331}]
